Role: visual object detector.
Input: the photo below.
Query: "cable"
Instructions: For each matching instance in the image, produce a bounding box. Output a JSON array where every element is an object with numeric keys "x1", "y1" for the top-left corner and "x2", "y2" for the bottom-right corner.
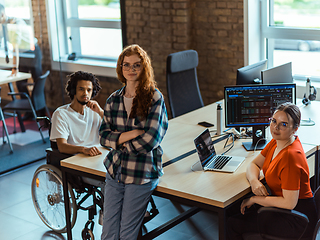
[
  {"x1": 221, "y1": 133, "x2": 234, "y2": 155},
  {"x1": 191, "y1": 161, "x2": 201, "y2": 172},
  {"x1": 253, "y1": 137, "x2": 267, "y2": 152}
]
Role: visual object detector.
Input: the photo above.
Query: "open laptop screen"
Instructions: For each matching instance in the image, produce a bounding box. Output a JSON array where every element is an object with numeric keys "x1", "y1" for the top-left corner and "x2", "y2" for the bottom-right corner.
[{"x1": 194, "y1": 129, "x2": 216, "y2": 167}]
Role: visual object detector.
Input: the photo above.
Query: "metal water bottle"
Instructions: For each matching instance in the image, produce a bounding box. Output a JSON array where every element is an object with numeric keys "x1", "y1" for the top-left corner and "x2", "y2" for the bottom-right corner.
[
  {"x1": 306, "y1": 78, "x2": 311, "y2": 97},
  {"x1": 217, "y1": 102, "x2": 222, "y2": 135}
]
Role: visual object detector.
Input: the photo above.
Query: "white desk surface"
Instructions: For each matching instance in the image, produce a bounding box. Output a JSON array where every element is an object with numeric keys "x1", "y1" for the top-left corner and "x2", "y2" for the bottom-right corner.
[{"x1": 0, "y1": 69, "x2": 31, "y2": 85}]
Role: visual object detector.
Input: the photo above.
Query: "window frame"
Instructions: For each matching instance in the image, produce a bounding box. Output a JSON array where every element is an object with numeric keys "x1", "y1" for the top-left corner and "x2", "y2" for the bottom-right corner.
[
  {"x1": 45, "y1": 0, "x2": 127, "y2": 77},
  {"x1": 260, "y1": 0, "x2": 320, "y2": 81},
  {"x1": 0, "y1": 1, "x2": 34, "y2": 68}
]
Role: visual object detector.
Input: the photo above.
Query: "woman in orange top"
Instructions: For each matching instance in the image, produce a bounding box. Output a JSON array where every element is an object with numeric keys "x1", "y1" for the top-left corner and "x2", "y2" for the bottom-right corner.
[{"x1": 227, "y1": 102, "x2": 317, "y2": 240}]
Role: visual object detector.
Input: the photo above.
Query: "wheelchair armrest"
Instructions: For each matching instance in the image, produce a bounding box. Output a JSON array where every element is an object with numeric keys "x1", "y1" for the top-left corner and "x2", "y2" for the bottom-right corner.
[
  {"x1": 36, "y1": 116, "x2": 51, "y2": 130},
  {"x1": 46, "y1": 147, "x2": 74, "y2": 168}
]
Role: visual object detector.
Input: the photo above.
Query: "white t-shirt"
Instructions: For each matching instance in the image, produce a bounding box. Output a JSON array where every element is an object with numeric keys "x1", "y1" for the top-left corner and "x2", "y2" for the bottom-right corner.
[{"x1": 50, "y1": 104, "x2": 102, "y2": 147}]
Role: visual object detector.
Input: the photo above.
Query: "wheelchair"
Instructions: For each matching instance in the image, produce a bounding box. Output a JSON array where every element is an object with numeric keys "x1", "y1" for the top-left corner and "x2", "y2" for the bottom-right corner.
[{"x1": 31, "y1": 117, "x2": 159, "y2": 240}]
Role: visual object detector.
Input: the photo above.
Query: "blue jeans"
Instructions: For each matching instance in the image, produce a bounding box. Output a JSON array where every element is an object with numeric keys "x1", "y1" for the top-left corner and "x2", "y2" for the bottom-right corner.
[{"x1": 101, "y1": 172, "x2": 158, "y2": 240}]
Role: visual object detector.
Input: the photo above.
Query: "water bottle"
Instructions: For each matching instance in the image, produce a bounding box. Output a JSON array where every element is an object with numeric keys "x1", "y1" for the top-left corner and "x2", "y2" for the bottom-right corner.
[
  {"x1": 306, "y1": 78, "x2": 311, "y2": 97},
  {"x1": 217, "y1": 102, "x2": 222, "y2": 135}
]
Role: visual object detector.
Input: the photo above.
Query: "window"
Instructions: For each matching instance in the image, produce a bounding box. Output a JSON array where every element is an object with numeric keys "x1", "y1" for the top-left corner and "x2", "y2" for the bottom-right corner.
[
  {"x1": 261, "y1": 0, "x2": 320, "y2": 80},
  {"x1": 0, "y1": 0, "x2": 34, "y2": 65},
  {"x1": 46, "y1": 0, "x2": 125, "y2": 77}
]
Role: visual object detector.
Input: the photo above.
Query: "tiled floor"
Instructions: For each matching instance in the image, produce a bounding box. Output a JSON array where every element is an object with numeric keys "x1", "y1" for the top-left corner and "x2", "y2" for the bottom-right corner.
[{"x1": 0, "y1": 160, "x2": 219, "y2": 240}]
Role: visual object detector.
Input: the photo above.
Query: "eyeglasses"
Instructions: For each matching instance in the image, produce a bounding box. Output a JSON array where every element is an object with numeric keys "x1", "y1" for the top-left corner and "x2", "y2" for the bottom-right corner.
[
  {"x1": 121, "y1": 63, "x2": 142, "y2": 71},
  {"x1": 269, "y1": 117, "x2": 290, "y2": 131}
]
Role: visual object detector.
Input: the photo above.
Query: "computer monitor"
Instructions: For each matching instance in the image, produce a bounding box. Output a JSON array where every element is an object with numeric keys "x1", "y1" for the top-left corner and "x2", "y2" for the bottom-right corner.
[
  {"x1": 236, "y1": 60, "x2": 268, "y2": 85},
  {"x1": 261, "y1": 62, "x2": 293, "y2": 84},
  {"x1": 224, "y1": 83, "x2": 296, "y2": 151}
]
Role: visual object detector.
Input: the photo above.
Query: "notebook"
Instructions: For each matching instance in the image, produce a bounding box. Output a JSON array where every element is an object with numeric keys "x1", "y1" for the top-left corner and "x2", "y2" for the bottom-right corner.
[{"x1": 194, "y1": 129, "x2": 245, "y2": 173}]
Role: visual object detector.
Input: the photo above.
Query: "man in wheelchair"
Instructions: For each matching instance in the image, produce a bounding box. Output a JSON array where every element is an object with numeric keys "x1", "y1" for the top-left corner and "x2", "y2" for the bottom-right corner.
[
  {"x1": 31, "y1": 71, "x2": 105, "y2": 239},
  {"x1": 50, "y1": 70, "x2": 103, "y2": 158}
]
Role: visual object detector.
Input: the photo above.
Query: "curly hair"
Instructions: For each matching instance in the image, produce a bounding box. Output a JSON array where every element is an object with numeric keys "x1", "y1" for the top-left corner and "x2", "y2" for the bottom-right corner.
[
  {"x1": 65, "y1": 71, "x2": 101, "y2": 100},
  {"x1": 116, "y1": 44, "x2": 156, "y2": 119}
]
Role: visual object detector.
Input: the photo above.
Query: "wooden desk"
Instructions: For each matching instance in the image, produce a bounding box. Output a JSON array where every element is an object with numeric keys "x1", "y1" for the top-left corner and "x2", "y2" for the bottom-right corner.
[
  {"x1": 0, "y1": 69, "x2": 32, "y2": 85},
  {"x1": 0, "y1": 69, "x2": 32, "y2": 132},
  {"x1": 61, "y1": 111, "x2": 318, "y2": 240}
]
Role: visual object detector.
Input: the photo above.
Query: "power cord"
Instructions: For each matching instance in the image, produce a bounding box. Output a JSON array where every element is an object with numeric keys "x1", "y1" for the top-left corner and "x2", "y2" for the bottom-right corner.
[
  {"x1": 221, "y1": 133, "x2": 235, "y2": 155},
  {"x1": 253, "y1": 138, "x2": 267, "y2": 152}
]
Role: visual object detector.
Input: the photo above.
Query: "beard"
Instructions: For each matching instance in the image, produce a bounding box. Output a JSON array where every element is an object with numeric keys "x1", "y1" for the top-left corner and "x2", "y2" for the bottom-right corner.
[{"x1": 77, "y1": 98, "x2": 88, "y2": 105}]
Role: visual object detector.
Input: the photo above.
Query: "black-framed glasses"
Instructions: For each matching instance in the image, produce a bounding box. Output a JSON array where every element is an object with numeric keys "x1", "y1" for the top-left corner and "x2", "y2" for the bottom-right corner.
[
  {"x1": 269, "y1": 117, "x2": 289, "y2": 131},
  {"x1": 121, "y1": 63, "x2": 142, "y2": 71}
]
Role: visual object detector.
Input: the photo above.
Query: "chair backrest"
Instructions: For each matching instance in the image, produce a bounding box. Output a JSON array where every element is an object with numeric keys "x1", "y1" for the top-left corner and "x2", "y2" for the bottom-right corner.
[
  {"x1": 166, "y1": 50, "x2": 204, "y2": 118},
  {"x1": 314, "y1": 186, "x2": 320, "y2": 219},
  {"x1": 31, "y1": 70, "x2": 50, "y2": 111}
]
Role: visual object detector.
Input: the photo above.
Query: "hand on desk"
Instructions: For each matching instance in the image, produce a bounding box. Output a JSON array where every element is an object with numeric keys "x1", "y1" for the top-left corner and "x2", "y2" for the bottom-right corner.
[{"x1": 83, "y1": 146, "x2": 102, "y2": 156}]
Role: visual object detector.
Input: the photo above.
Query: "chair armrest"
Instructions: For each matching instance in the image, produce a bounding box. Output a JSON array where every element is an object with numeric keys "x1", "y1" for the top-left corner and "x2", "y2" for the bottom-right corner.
[
  {"x1": 258, "y1": 206, "x2": 309, "y2": 220},
  {"x1": 257, "y1": 207, "x2": 309, "y2": 239},
  {"x1": 7, "y1": 92, "x2": 30, "y2": 98}
]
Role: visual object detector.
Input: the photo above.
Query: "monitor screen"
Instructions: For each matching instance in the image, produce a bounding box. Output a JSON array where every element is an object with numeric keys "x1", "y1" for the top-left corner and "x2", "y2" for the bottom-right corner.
[
  {"x1": 224, "y1": 83, "x2": 296, "y2": 150},
  {"x1": 261, "y1": 62, "x2": 293, "y2": 84},
  {"x1": 236, "y1": 60, "x2": 268, "y2": 85}
]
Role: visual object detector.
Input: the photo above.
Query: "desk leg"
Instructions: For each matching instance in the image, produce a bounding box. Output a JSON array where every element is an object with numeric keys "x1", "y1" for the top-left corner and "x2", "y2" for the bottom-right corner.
[
  {"x1": 62, "y1": 168, "x2": 73, "y2": 240},
  {"x1": 7, "y1": 82, "x2": 25, "y2": 132},
  {"x1": 218, "y1": 208, "x2": 227, "y2": 240}
]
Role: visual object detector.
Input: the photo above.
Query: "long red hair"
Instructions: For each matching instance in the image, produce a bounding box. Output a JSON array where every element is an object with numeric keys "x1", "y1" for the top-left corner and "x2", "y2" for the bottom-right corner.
[{"x1": 116, "y1": 44, "x2": 156, "y2": 119}]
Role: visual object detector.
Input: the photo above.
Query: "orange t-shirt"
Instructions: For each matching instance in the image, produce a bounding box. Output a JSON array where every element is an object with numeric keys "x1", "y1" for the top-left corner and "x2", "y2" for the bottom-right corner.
[{"x1": 260, "y1": 137, "x2": 313, "y2": 199}]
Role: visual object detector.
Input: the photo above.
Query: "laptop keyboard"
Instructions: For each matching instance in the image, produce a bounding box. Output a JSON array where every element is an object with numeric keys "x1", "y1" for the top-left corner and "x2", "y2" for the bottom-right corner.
[{"x1": 207, "y1": 155, "x2": 232, "y2": 170}]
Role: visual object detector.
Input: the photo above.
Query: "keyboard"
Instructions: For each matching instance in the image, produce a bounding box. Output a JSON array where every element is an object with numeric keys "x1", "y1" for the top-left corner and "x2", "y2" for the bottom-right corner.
[{"x1": 206, "y1": 155, "x2": 231, "y2": 170}]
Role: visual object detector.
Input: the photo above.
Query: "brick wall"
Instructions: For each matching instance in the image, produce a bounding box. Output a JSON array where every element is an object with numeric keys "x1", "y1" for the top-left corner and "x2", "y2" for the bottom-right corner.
[{"x1": 29, "y1": 0, "x2": 244, "y2": 116}]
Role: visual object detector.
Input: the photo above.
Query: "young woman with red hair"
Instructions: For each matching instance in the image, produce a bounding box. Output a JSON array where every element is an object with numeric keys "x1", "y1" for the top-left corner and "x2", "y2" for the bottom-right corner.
[{"x1": 99, "y1": 44, "x2": 168, "y2": 240}]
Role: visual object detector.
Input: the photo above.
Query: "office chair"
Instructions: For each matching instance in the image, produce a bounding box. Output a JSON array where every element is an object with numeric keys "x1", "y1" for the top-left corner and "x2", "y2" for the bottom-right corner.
[
  {"x1": 313, "y1": 220, "x2": 320, "y2": 240},
  {"x1": 2, "y1": 70, "x2": 50, "y2": 143},
  {"x1": 166, "y1": 49, "x2": 204, "y2": 118},
  {"x1": 17, "y1": 41, "x2": 43, "y2": 100},
  {"x1": 0, "y1": 87, "x2": 13, "y2": 153},
  {"x1": 243, "y1": 185, "x2": 320, "y2": 240}
]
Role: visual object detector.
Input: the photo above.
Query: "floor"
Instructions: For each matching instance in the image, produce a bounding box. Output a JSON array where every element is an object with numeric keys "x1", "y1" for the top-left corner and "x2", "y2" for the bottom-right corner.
[{"x1": 0, "y1": 160, "x2": 220, "y2": 240}]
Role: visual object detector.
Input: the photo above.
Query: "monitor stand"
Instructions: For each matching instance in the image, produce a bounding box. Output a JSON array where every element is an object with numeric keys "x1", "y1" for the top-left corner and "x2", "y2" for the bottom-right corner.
[{"x1": 242, "y1": 126, "x2": 268, "y2": 151}]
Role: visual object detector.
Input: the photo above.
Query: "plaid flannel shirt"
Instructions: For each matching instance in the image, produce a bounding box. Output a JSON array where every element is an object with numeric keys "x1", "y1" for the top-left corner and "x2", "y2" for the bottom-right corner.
[{"x1": 99, "y1": 87, "x2": 168, "y2": 184}]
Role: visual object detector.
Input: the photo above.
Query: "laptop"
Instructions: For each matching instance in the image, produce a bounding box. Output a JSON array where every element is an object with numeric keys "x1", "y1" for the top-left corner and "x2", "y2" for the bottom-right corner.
[{"x1": 194, "y1": 129, "x2": 245, "y2": 173}]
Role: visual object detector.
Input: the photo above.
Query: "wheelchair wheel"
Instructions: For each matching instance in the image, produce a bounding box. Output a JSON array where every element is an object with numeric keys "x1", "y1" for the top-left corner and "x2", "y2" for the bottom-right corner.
[{"x1": 31, "y1": 164, "x2": 77, "y2": 233}]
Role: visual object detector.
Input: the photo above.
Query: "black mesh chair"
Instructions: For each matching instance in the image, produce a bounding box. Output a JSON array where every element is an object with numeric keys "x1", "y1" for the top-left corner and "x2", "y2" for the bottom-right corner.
[
  {"x1": 3, "y1": 70, "x2": 50, "y2": 143},
  {"x1": 166, "y1": 49, "x2": 204, "y2": 118},
  {"x1": 243, "y1": 186, "x2": 320, "y2": 240},
  {"x1": 0, "y1": 87, "x2": 13, "y2": 153}
]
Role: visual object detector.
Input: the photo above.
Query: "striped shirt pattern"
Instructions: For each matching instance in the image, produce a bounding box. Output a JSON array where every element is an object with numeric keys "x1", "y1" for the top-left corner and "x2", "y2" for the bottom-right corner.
[{"x1": 99, "y1": 87, "x2": 168, "y2": 184}]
